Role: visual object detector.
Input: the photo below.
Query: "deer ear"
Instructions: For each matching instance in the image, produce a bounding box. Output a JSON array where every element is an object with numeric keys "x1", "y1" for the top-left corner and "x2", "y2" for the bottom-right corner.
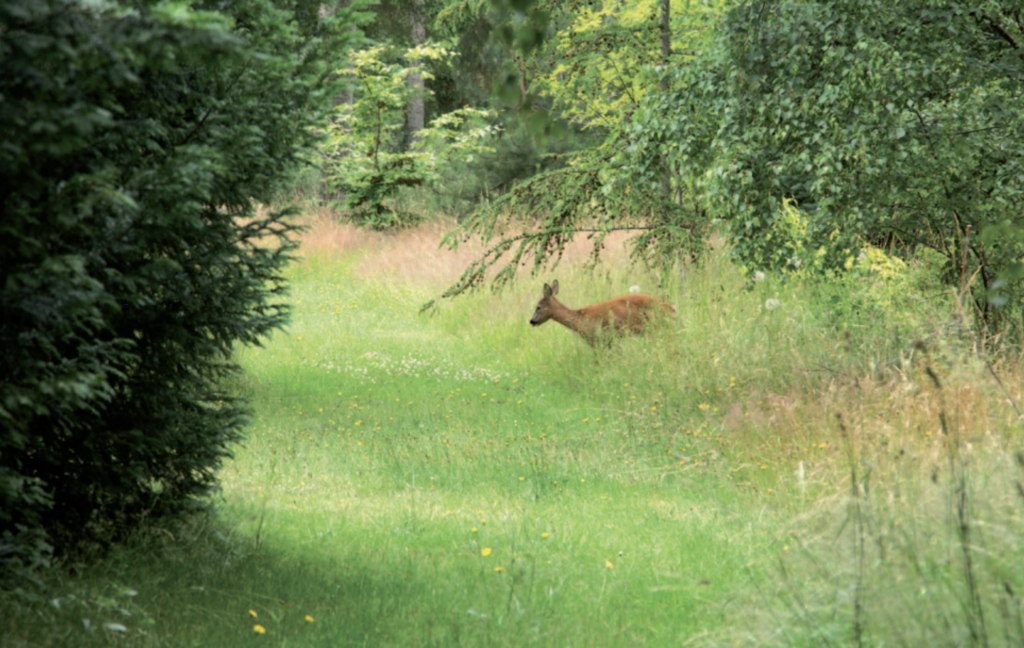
[
  {"x1": 551, "y1": 279, "x2": 559, "y2": 296},
  {"x1": 543, "y1": 283, "x2": 553, "y2": 298}
]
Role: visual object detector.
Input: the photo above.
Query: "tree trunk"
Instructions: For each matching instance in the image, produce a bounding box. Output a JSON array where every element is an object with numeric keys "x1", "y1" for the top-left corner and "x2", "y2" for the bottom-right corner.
[
  {"x1": 407, "y1": 0, "x2": 426, "y2": 147},
  {"x1": 660, "y1": 0, "x2": 671, "y2": 61},
  {"x1": 322, "y1": 0, "x2": 355, "y2": 205},
  {"x1": 335, "y1": 0, "x2": 355, "y2": 124},
  {"x1": 660, "y1": 0, "x2": 677, "y2": 203},
  {"x1": 320, "y1": 1, "x2": 356, "y2": 108}
]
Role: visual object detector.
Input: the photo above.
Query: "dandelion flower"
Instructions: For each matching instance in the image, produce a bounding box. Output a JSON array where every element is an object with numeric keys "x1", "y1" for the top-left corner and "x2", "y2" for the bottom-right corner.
[
  {"x1": 249, "y1": 610, "x2": 258, "y2": 618},
  {"x1": 605, "y1": 560, "x2": 614, "y2": 570},
  {"x1": 629, "y1": 285, "x2": 641, "y2": 294},
  {"x1": 495, "y1": 566, "x2": 504, "y2": 572},
  {"x1": 542, "y1": 532, "x2": 549, "y2": 538},
  {"x1": 481, "y1": 547, "x2": 492, "y2": 557},
  {"x1": 305, "y1": 615, "x2": 314, "y2": 622},
  {"x1": 765, "y1": 298, "x2": 781, "y2": 310},
  {"x1": 254, "y1": 624, "x2": 266, "y2": 634}
]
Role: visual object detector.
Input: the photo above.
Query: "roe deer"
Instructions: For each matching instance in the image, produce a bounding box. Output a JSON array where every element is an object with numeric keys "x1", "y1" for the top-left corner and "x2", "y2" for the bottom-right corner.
[{"x1": 529, "y1": 279, "x2": 676, "y2": 346}]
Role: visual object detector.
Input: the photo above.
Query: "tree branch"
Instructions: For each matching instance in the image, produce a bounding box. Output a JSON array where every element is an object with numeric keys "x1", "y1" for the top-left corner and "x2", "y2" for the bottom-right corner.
[{"x1": 980, "y1": 13, "x2": 1019, "y2": 49}]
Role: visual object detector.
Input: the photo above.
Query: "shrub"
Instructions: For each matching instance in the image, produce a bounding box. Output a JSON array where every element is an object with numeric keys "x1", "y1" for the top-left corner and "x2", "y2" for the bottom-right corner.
[{"x1": 0, "y1": 0, "x2": 356, "y2": 571}]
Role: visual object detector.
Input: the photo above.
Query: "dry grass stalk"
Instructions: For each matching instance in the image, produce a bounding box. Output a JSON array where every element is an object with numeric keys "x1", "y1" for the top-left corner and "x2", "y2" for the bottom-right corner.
[{"x1": 295, "y1": 205, "x2": 640, "y2": 290}]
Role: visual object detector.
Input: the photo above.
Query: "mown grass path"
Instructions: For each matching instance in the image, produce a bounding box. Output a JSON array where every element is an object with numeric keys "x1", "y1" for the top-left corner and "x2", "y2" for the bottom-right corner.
[{"x1": 213, "y1": 250, "x2": 777, "y2": 646}]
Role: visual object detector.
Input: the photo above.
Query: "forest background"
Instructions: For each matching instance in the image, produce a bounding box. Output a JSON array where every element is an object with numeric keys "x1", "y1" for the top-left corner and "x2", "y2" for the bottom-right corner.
[{"x1": 2, "y1": 0, "x2": 1024, "y2": 645}]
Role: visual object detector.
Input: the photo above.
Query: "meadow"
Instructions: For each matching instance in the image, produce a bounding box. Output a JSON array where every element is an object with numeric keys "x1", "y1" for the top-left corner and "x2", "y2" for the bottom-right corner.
[{"x1": 4, "y1": 212, "x2": 1024, "y2": 647}]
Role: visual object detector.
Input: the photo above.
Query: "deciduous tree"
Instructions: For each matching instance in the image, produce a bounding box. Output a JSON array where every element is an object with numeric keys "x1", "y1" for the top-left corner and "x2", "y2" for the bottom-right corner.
[{"x1": 696, "y1": 0, "x2": 1024, "y2": 328}]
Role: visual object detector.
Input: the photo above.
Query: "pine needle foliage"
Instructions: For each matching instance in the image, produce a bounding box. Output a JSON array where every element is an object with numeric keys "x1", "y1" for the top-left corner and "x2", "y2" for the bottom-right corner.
[
  {"x1": 427, "y1": 0, "x2": 728, "y2": 306},
  {"x1": 0, "y1": 0, "x2": 359, "y2": 571}
]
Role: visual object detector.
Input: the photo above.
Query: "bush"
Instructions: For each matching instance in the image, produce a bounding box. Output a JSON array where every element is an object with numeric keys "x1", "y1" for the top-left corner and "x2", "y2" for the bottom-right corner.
[
  {"x1": 0, "y1": 0, "x2": 356, "y2": 572},
  {"x1": 704, "y1": 0, "x2": 1024, "y2": 330}
]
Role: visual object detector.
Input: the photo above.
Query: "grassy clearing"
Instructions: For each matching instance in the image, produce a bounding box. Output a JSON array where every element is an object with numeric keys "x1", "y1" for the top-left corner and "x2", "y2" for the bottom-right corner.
[{"x1": 4, "y1": 212, "x2": 1024, "y2": 646}]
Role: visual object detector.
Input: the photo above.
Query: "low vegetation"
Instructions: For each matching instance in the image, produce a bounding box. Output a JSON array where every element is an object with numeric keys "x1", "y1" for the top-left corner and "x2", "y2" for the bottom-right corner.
[{"x1": 3, "y1": 209, "x2": 1022, "y2": 647}]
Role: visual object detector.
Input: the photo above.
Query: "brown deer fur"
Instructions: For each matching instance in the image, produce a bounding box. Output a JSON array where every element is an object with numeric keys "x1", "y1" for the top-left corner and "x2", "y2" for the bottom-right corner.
[{"x1": 529, "y1": 279, "x2": 676, "y2": 346}]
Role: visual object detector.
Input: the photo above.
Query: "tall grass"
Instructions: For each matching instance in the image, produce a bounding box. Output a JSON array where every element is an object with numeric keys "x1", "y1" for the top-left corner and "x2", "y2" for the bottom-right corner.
[
  {"x1": 3, "y1": 210, "x2": 1023, "y2": 647},
  {"x1": 721, "y1": 345, "x2": 1024, "y2": 647}
]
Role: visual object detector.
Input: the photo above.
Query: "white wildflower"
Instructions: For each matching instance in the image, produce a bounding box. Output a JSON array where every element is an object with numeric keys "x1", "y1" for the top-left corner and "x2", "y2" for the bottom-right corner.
[
  {"x1": 753, "y1": 271, "x2": 766, "y2": 283},
  {"x1": 765, "y1": 298, "x2": 781, "y2": 310}
]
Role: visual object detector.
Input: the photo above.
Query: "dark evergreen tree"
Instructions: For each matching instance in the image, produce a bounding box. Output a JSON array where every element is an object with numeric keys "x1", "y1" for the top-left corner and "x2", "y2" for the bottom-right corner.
[{"x1": 0, "y1": 0, "x2": 358, "y2": 571}]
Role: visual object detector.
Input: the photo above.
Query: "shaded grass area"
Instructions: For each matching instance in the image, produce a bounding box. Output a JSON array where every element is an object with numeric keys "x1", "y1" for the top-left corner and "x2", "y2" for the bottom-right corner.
[{"x1": 3, "y1": 488, "x2": 755, "y2": 646}]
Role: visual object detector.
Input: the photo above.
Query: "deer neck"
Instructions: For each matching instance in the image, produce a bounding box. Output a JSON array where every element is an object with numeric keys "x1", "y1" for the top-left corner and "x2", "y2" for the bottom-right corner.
[{"x1": 550, "y1": 299, "x2": 595, "y2": 342}]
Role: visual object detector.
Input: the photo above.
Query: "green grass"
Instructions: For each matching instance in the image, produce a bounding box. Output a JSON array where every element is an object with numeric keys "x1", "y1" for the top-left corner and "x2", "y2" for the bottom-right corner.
[
  {"x1": 209, "y1": 249, "x2": 770, "y2": 646},
  {"x1": 5, "y1": 220, "x2": 1024, "y2": 647}
]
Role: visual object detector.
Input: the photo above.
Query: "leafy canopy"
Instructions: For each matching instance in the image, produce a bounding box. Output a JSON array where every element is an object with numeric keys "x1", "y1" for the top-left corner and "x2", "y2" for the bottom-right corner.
[
  {"x1": 688, "y1": 0, "x2": 1024, "y2": 326},
  {"x1": 426, "y1": 0, "x2": 729, "y2": 307}
]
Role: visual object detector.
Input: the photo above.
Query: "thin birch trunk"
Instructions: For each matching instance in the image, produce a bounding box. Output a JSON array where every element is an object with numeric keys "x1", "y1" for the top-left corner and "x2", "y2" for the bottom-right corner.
[{"x1": 407, "y1": 0, "x2": 426, "y2": 147}]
